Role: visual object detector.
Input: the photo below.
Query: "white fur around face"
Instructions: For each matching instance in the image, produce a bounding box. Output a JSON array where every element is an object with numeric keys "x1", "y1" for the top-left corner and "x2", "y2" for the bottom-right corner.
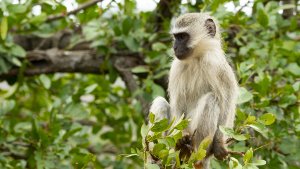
[{"x1": 171, "y1": 13, "x2": 221, "y2": 49}]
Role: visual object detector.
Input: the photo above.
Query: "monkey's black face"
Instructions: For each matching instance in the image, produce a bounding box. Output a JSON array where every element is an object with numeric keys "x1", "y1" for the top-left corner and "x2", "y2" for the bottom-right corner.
[{"x1": 173, "y1": 32, "x2": 192, "y2": 60}]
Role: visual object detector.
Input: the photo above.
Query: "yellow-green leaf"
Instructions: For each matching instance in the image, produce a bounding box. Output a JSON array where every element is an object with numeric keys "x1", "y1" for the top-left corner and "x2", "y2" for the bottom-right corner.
[
  {"x1": 1, "y1": 17, "x2": 8, "y2": 40},
  {"x1": 195, "y1": 149, "x2": 206, "y2": 161},
  {"x1": 199, "y1": 136, "x2": 212, "y2": 150},
  {"x1": 174, "y1": 119, "x2": 189, "y2": 130},
  {"x1": 252, "y1": 159, "x2": 266, "y2": 166},
  {"x1": 149, "y1": 112, "x2": 155, "y2": 124},
  {"x1": 152, "y1": 143, "x2": 166, "y2": 156},
  {"x1": 131, "y1": 65, "x2": 149, "y2": 73},
  {"x1": 243, "y1": 148, "x2": 253, "y2": 164},
  {"x1": 245, "y1": 115, "x2": 256, "y2": 124},
  {"x1": 259, "y1": 113, "x2": 276, "y2": 125}
]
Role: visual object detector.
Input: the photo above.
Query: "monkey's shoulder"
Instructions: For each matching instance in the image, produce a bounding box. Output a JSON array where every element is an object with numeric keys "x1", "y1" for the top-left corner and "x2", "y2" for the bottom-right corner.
[{"x1": 202, "y1": 52, "x2": 227, "y2": 67}]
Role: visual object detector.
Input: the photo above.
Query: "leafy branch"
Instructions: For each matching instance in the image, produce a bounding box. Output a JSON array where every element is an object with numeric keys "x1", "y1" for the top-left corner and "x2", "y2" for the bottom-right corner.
[{"x1": 46, "y1": 0, "x2": 104, "y2": 22}]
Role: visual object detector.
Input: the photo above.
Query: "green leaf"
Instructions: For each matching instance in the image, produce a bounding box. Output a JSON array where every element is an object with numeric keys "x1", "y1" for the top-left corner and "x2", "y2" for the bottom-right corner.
[
  {"x1": 282, "y1": 40, "x2": 296, "y2": 51},
  {"x1": 169, "y1": 130, "x2": 182, "y2": 141},
  {"x1": 145, "y1": 163, "x2": 160, "y2": 169},
  {"x1": 196, "y1": 149, "x2": 206, "y2": 161},
  {"x1": 124, "y1": 154, "x2": 139, "y2": 158},
  {"x1": 147, "y1": 132, "x2": 163, "y2": 141},
  {"x1": 151, "y1": 83, "x2": 165, "y2": 98},
  {"x1": 165, "y1": 137, "x2": 175, "y2": 147},
  {"x1": 0, "y1": 83, "x2": 18, "y2": 98},
  {"x1": 279, "y1": 94, "x2": 297, "y2": 108},
  {"x1": 62, "y1": 128, "x2": 81, "y2": 140},
  {"x1": 219, "y1": 126, "x2": 248, "y2": 141},
  {"x1": 237, "y1": 87, "x2": 253, "y2": 104},
  {"x1": 243, "y1": 164, "x2": 259, "y2": 169},
  {"x1": 198, "y1": 136, "x2": 212, "y2": 150},
  {"x1": 152, "y1": 143, "x2": 166, "y2": 157},
  {"x1": 11, "y1": 45, "x2": 26, "y2": 57},
  {"x1": 243, "y1": 148, "x2": 253, "y2": 164},
  {"x1": 122, "y1": 17, "x2": 132, "y2": 35},
  {"x1": 123, "y1": 36, "x2": 139, "y2": 51},
  {"x1": 151, "y1": 119, "x2": 169, "y2": 132},
  {"x1": 1, "y1": 17, "x2": 8, "y2": 40},
  {"x1": 0, "y1": 58, "x2": 9, "y2": 73},
  {"x1": 30, "y1": 13, "x2": 47, "y2": 24},
  {"x1": 229, "y1": 157, "x2": 243, "y2": 169},
  {"x1": 251, "y1": 160, "x2": 266, "y2": 166},
  {"x1": 82, "y1": 153, "x2": 96, "y2": 165},
  {"x1": 293, "y1": 81, "x2": 300, "y2": 91},
  {"x1": 64, "y1": 103, "x2": 88, "y2": 119},
  {"x1": 259, "y1": 113, "x2": 276, "y2": 125},
  {"x1": 257, "y1": 6, "x2": 269, "y2": 27},
  {"x1": 287, "y1": 63, "x2": 300, "y2": 76},
  {"x1": 158, "y1": 149, "x2": 169, "y2": 159},
  {"x1": 131, "y1": 65, "x2": 149, "y2": 73},
  {"x1": 152, "y1": 42, "x2": 167, "y2": 51},
  {"x1": 149, "y1": 112, "x2": 155, "y2": 124},
  {"x1": 0, "y1": 100, "x2": 15, "y2": 116},
  {"x1": 246, "y1": 123, "x2": 267, "y2": 137},
  {"x1": 11, "y1": 57, "x2": 21, "y2": 66},
  {"x1": 245, "y1": 115, "x2": 256, "y2": 124},
  {"x1": 174, "y1": 119, "x2": 189, "y2": 130},
  {"x1": 84, "y1": 84, "x2": 98, "y2": 93},
  {"x1": 39, "y1": 74, "x2": 51, "y2": 89},
  {"x1": 7, "y1": 4, "x2": 27, "y2": 14}
]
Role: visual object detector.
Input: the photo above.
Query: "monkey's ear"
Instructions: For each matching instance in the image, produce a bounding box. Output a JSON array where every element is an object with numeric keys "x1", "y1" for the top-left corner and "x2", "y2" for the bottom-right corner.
[{"x1": 205, "y1": 18, "x2": 216, "y2": 37}]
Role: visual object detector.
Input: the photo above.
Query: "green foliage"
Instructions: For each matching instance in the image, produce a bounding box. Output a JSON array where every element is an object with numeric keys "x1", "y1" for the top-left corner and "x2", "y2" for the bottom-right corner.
[
  {"x1": 0, "y1": 0, "x2": 299, "y2": 168},
  {"x1": 138, "y1": 113, "x2": 211, "y2": 168},
  {"x1": 135, "y1": 111, "x2": 273, "y2": 168}
]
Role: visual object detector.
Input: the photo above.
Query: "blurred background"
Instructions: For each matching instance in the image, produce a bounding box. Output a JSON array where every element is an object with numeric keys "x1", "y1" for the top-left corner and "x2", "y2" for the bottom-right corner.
[{"x1": 0, "y1": 0, "x2": 299, "y2": 168}]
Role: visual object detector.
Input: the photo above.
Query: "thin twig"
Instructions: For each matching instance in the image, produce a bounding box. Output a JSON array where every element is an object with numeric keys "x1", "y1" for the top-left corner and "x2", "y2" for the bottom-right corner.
[
  {"x1": 226, "y1": 138, "x2": 235, "y2": 145},
  {"x1": 228, "y1": 150, "x2": 245, "y2": 156},
  {"x1": 253, "y1": 142, "x2": 271, "y2": 152},
  {"x1": 46, "y1": 0, "x2": 103, "y2": 22},
  {"x1": 236, "y1": 0, "x2": 251, "y2": 14}
]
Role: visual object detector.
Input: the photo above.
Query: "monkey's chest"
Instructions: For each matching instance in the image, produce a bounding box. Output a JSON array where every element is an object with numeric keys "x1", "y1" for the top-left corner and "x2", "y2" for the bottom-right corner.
[
  {"x1": 168, "y1": 60, "x2": 212, "y2": 113},
  {"x1": 173, "y1": 71, "x2": 211, "y2": 108}
]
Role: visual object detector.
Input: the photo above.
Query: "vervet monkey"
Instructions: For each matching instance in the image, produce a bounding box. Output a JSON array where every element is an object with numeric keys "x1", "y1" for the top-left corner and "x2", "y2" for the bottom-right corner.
[{"x1": 149, "y1": 13, "x2": 238, "y2": 168}]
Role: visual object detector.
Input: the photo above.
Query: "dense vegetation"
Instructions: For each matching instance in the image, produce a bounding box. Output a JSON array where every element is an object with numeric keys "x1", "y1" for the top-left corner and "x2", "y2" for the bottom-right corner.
[{"x1": 0, "y1": 0, "x2": 299, "y2": 168}]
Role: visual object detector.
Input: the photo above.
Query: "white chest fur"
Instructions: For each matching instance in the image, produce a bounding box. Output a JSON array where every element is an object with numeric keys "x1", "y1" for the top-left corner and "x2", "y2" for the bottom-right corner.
[{"x1": 168, "y1": 58, "x2": 211, "y2": 115}]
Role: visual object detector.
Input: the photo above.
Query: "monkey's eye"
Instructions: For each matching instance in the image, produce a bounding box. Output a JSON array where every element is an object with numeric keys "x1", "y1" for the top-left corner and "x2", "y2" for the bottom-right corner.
[{"x1": 174, "y1": 32, "x2": 189, "y2": 41}]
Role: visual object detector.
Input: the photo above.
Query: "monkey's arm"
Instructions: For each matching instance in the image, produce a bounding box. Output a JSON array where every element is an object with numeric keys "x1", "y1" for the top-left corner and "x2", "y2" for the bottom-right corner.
[
  {"x1": 207, "y1": 62, "x2": 238, "y2": 160},
  {"x1": 149, "y1": 96, "x2": 170, "y2": 122}
]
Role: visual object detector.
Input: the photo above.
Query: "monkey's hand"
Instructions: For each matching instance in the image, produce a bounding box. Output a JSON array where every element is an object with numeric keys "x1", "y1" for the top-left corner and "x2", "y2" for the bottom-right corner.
[
  {"x1": 212, "y1": 141, "x2": 228, "y2": 160},
  {"x1": 175, "y1": 135, "x2": 194, "y2": 161}
]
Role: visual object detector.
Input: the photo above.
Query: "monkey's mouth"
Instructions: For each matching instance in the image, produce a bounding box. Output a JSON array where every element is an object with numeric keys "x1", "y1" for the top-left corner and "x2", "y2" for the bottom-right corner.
[{"x1": 174, "y1": 47, "x2": 192, "y2": 60}]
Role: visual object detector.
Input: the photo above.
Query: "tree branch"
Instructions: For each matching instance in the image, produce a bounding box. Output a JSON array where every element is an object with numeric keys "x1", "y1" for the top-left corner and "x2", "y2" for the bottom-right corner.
[
  {"x1": 0, "y1": 48, "x2": 152, "y2": 119},
  {"x1": 113, "y1": 56, "x2": 150, "y2": 119},
  {"x1": 282, "y1": 0, "x2": 295, "y2": 19},
  {"x1": 154, "y1": 0, "x2": 181, "y2": 31},
  {"x1": 0, "y1": 49, "x2": 141, "y2": 78},
  {"x1": 46, "y1": 0, "x2": 103, "y2": 22},
  {"x1": 227, "y1": 150, "x2": 245, "y2": 156},
  {"x1": 0, "y1": 49, "x2": 102, "y2": 78}
]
